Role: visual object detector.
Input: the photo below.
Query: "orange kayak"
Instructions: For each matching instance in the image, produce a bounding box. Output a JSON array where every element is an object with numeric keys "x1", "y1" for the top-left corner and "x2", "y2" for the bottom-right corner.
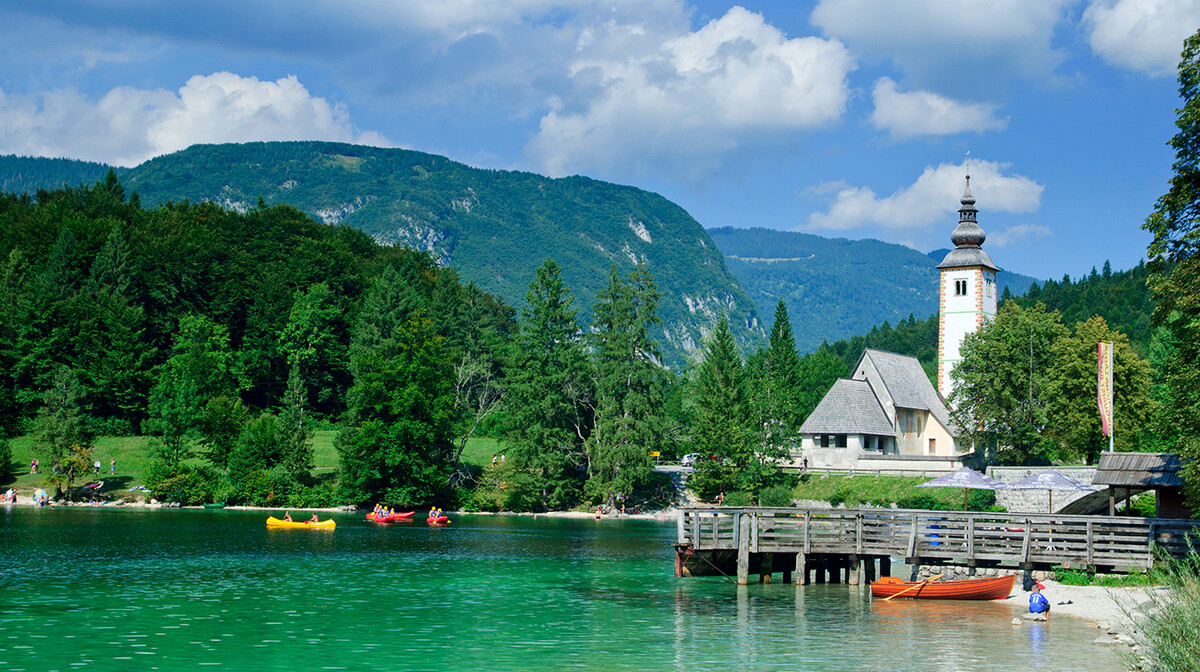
[{"x1": 870, "y1": 574, "x2": 1014, "y2": 600}]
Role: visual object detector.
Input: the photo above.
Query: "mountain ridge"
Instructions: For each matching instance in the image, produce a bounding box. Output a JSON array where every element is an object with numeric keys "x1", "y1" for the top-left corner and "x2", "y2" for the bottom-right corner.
[{"x1": 707, "y1": 226, "x2": 1039, "y2": 352}]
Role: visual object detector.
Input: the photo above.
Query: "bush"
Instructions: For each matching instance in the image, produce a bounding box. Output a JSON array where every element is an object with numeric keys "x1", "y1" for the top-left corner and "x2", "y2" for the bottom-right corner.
[
  {"x1": 1131, "y1": 492, "x2": 1157, "y2": 517},
  {"x1": 721, "y1": 491, "x2": 752, "y2": 507},
  {"x1": 1127, "y1": 548, "x2": 1200, "y2": 671},
  {"x1": 688, "y1": 461, "x2": 737, "y2": 502},
  {"x1": 234, "y1": 466, "x2": 300, "y2": 507},
  {"x1": 758, "y1": 485, "x2": 793, "y2": 508},
  {"x1": 148, "y1": 465, "x2": 219, "y2": 505},
  {"x1": 1052, "y1": 566, "x2": 1094, "y2": 586},
  {"x1": 895, "y1": 492, "x2": 949, "y2": 510}
]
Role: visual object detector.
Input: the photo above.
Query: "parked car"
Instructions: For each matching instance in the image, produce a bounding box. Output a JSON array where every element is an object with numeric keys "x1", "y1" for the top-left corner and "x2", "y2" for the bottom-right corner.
[{"x1": 681, "y1": 453, "x2": 700, "y2": 467}]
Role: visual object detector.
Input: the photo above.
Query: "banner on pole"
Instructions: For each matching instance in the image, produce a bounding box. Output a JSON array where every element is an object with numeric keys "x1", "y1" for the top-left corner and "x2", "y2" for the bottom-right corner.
[{"x1": 1098, "y1": 341, "x2": 1114, "y2": 437}]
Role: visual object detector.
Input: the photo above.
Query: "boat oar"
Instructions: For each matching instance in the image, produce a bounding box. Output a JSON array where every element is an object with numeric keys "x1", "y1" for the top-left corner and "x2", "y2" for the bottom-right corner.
[{"x1": 883, "y1": 573, "x2": 945, "y2": 601}]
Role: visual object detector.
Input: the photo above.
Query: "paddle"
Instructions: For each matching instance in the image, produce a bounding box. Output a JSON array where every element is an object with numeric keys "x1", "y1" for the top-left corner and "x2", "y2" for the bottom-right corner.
[{"x1": 882, "y1": 573, "x2": 945, "y2": 601}]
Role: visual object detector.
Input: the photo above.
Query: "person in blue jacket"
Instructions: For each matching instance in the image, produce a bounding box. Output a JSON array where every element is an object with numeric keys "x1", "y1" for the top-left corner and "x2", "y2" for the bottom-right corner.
[{"x1": 1029, "y1": 582, "x2": 1050, "y2": 615}]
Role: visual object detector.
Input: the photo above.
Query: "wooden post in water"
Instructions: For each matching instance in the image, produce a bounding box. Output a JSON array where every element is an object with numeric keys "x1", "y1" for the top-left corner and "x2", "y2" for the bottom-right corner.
[
  {"x1": 848, "y1": 555, "x2": 861, "y2": 585},
  {"x1": 736, "y1": 514, "x2": 751, "y2": 585},
  {"x1": 761, "y1": 553, "x2": 773, "y2": 583},
  {"x1": 880, "y1": 556, "x2": 891, "y2": 578},
  {"x1": 795, "y1": 553, "x2": 807, "y2": 585},
  {"x1": 864, "y1": 556, "x2": 876, "y2": 583},
  {"x1": 815, "y1": 556, "x2": 826, "y2": 584}
]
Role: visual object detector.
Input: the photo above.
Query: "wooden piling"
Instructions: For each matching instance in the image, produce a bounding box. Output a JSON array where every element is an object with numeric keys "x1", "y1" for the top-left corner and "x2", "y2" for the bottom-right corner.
[
  {"x1": 848, "y1": 555, "x2": 861, "y2": 586},
  {"x1": 864, "y1": 556, "x2": 876, "y2": 583},
  {"x1": 795, "y1": 553, "x2": 807, "y2": 585},
  {"x1": 737, "y1": 514, "x2": 751, "y2": 585},
  {"x1": 880, "y1": 556, "x2": 891, "y2": 578}
]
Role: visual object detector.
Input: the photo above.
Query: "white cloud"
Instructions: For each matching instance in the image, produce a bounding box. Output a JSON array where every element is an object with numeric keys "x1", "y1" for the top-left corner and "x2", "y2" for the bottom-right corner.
[
  {"x1": 988, "y1": 222, "x2": 1053, "y2": 248},
  {"x1": 870, "y1": 78, "x2": 1008, "y2": 139},
  {"x1": 0, "y1": 72, "x2": 390, "y2": 166},
  {"x1": 1082, "y1": 0, "x2": 1200, "y2": 76},
  {"x1": 807, "y1": 159, "x2": 1043, "y2": 231},
  {"x1": 811, "y1": 0, "x2": 1071, "y2": 94},
  {"x1": 527, "y1": 6, "x2": 854, "y2": 181}
]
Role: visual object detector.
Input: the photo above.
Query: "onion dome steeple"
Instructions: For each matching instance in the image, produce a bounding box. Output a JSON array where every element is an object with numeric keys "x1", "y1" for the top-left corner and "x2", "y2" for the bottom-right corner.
[{"x1": 937, "y1": 174, "x2": 1000, "y2": 272}]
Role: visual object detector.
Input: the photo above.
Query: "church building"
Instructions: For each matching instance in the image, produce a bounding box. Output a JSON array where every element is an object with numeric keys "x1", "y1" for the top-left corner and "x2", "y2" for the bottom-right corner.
[{"x1": 797, "y1": 176, "x2": 997, "y2": 470}]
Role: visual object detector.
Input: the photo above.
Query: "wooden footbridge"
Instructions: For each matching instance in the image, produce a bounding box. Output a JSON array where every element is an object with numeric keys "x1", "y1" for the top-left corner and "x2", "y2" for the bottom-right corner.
[{"x1": 674, "y1": 506, "x2": 1200, "y2": 585}]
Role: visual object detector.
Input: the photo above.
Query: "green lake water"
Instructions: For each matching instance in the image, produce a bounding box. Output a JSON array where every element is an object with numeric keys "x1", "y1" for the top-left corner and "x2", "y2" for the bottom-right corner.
[{"x1": 0, "y1": 507, "x2": 1124, "y2": 671}]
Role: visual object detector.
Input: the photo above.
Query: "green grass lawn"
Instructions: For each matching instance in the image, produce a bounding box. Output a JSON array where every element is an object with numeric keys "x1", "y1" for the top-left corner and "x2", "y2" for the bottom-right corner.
[
  {"x1": 5, "y1": 434, "x2": 156, "y2": 494},
  {"x1": 3, "y1": 431, "x2": 504, "y2": 493},
  {"x1": 459, "y1": 436, "x2": 501, "y2": 468},
  {"x1": 792, "y1": 473, "x2": 997, "y2": 510}
]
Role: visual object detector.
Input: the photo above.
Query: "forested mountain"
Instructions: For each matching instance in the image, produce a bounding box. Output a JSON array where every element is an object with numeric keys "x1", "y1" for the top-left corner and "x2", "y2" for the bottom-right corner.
[
  {"x1": 708, "y1": 227, "x2": 1039, "y2": 352},
  {"x1": 0, "y1": 144, "x2": 762, "y2": 368},
  {"x1": 0, "y1": 155, "x2": 110, "y2": 196}
]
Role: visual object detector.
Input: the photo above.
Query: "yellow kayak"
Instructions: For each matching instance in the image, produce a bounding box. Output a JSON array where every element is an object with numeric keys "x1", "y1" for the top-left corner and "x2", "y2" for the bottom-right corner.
[{"x1": 266, "y1": 516, "x2": 336, "y2": 529}]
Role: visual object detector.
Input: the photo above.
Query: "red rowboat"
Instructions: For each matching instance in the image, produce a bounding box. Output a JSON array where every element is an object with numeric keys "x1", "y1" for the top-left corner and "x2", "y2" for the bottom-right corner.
[{"x1": 870, "y1": 574, "x2": 1015, "y2": 601}]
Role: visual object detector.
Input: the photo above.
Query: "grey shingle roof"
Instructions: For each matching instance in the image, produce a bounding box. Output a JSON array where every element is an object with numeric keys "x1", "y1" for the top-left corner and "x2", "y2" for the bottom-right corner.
[
  {"x1": 936, "y1": 246, "x2": 1000, "y2": 271},
  {"x1": 1093, "y1": 452, "x2": 1183, "y2": 488},
  {"x1": 799, "y1": 379, "x2": 894, "y2": 435},
  {"x1": 859, "y1": 349, "x2": 957, "y2": 436}
]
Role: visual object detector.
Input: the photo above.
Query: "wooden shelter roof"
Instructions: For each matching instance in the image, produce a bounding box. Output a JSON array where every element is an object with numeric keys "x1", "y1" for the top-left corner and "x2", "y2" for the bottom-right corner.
[{"x1": 1092, "y1": 452, "x2": 1183, "y2": 488}]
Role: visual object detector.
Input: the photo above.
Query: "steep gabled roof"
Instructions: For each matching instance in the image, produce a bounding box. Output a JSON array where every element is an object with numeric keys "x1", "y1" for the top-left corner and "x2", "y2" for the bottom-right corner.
[
  {"x1": 798, "y1": 379, "x2": 894, "y2": 435},
  {"x1": 858, "y1": 349, "x2": 956, "y2": 436}
]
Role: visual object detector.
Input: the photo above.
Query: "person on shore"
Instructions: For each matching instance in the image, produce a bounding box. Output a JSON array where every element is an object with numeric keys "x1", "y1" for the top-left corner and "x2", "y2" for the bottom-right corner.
[
  {"x1": 492, "y1": 454, "x2": 497, "y2": 467},
  {"x1": 110, "y1": 458, "x2": 115, "y2": 475},
  {"x1": 595, "y1": 506, "x2": 603, "y2": 520},
  {"x1": 30, "y1": 458, "x2": 37, "y2": 474},
  {"x1": 283, "y1": 511, "x2": 293, "y2": 522},
  {"x1": 717, "y1": 491, "x2": 725, "y2": 505},
  {"x1": 1029, "y1": 583, "x2": 1050, "y2": 616},
  {"x1": 93, "y1": 459, "x2": 101, "y2": 475},
  {"x1": 500, "y1": 453, "x2": 505, "y2": 465}
]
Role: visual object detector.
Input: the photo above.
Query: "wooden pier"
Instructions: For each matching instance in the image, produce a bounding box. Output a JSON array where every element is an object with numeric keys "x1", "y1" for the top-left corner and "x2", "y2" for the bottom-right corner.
[{"x1": 674, "y1": 506, "x2": 1200, "y2": 585}]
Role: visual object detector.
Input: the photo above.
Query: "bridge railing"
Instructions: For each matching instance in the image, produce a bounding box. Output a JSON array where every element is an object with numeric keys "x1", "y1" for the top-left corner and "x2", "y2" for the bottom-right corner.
[{"x1": 677, "y1": 507, "x2": 1200, "y2": 571}]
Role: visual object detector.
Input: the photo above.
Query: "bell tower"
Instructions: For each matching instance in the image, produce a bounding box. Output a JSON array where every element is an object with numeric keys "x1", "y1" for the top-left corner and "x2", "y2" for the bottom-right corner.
[{"x1": 937, "y1": 175, "x2": 999, "y2": 398}]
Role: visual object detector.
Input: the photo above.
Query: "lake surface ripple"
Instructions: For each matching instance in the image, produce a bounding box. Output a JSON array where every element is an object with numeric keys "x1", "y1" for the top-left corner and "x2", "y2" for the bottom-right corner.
[{"x1": 0, "y1": 507, "x2": 1123, "y2": 671}]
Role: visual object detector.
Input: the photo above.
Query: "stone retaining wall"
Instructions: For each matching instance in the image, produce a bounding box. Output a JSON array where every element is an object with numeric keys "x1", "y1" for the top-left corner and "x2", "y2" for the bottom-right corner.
[{"x1": 987, "y1": 466, "x2": 1097, "y2": 514}]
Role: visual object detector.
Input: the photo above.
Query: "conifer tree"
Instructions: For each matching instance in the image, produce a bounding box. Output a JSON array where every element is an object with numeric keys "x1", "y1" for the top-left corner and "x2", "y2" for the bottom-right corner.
[
  {"x1": 694, "y1": 315, "x2": 749, "y2": 463},
  {"x1": 501, "y1": 259, "x2": 593, "y2": 510},
  {"x1": 586, "y1": 265, "x2": 666, "y2": 504},
  {"x1": 337, "y1": 313, "x2": 455, "y2": 505},
  {"x1": 32, "y1": 365, "x2": 93, "y2": 497}
]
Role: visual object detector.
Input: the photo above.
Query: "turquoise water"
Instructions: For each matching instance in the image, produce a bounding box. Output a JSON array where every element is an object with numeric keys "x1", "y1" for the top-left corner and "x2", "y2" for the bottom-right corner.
[{"x1": 0, "y1": 507, "x2": 1123, "y2": 671}]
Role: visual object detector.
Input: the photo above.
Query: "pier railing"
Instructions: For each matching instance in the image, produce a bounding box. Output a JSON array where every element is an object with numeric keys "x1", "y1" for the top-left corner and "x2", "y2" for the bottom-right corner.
[{"x1": 678, "y1": 507, "x2": 1200, "y2": 571}]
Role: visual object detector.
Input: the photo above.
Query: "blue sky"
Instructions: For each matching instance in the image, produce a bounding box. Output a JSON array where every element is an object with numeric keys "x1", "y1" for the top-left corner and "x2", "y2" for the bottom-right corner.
[{"x1": 1, "y1": 1, "x2": 1197, "y2": 280}]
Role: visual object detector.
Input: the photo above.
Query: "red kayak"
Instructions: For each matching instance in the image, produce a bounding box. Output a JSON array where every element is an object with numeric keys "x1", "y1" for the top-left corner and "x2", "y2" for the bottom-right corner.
[
  {"x1": 427, "y1": 516, "x2": 450, "y2": 525},
  {"x1": 366, "y1": 511, "x2": 415, "y2": 523}
]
